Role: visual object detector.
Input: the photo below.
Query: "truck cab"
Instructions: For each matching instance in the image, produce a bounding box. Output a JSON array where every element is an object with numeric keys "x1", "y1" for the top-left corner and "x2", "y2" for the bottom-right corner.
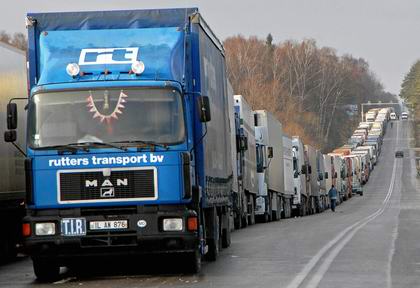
[{"x1": 292, "y1": 136, "x2": 308, "y2": 216}]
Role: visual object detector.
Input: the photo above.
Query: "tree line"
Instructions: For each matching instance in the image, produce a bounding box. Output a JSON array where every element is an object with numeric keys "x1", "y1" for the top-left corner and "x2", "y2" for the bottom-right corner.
[
  {"x1": 224, "y1": 34, "x2": 396, "y2": 152},
  {"x1": 0, "y1": 30, "x2": 26, "y2": 51},
  {"x1": 400, "y1": 60, "x2": 420, "y2": 109},
  {"x1": 400, "y1": 60, "x2": 420, "y2": 146}
]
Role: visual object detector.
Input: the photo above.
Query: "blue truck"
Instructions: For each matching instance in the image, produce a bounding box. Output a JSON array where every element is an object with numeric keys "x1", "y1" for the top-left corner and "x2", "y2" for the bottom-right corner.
[{"x1": 4, "y1": 8, "x2": 233, "y2": 280}]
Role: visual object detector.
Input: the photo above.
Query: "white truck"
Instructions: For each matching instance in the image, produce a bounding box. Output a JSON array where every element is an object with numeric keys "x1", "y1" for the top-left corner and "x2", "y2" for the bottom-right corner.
[
  {"x1": 317, "y1": 150, "x2": 328, "y2": 212},
  {"x1": 305, "y1": 145, "x2": 319, "y2": 214},
  {"x1": 282, "y1": 136, "x2": 295, "y2": 218},
  {"x1": 254, "y1": 110, "x2": 283, "y2": 222},
  {"x1": 292, "y1": 136, "x2": 309, "y2": 216},
  {"x1": 344, "y1": 155, "x2": 363, "y2": 196},
  {"x1": 328, "y1": 153, "x2": 346, "y2": 203},
  {"x1": 232, "y1": 95, "x2": 258, "y2": 227},
  {"x1": 323, "y1": 154, "x2": 333, "y2": 202}
]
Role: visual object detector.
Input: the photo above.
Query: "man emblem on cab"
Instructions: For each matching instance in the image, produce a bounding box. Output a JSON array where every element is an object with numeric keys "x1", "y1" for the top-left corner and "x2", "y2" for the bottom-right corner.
[{"x1": 85, "y1": 178, "x2": 128, "y2": 198}]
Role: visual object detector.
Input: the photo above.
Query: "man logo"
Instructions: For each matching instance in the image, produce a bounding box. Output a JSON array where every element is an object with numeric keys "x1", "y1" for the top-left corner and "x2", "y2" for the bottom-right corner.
[
  {"x1": 84, "y1": 178, "x2": 128, "y2": 198},
  {"x1": 100, "y1": 187, "x2": 115, "y2": 198},
  {"x1": 79, "y1": 48, "x2": 139, "y2": 66},
  {"x1": 85, "y1": 179, "x2": 128, "y2": 188}
]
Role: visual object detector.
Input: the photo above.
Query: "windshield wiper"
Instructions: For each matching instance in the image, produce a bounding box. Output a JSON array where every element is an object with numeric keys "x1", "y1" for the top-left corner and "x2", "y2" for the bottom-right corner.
[
  {"x1": 39, "y1": 144, "x2": 88, "y2": 154},
  {"x1": 68, "y1": 142, "x2": 128, "y2": 151},
  {"x1": 115, "y1": 140, "x2": 169, "y2": 151}
]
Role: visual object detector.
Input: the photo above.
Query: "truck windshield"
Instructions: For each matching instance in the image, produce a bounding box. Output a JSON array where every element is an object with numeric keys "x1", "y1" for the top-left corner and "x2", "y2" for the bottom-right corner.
[{"x1": 28, "y1": 88, "x2": 185, "y2": 148}]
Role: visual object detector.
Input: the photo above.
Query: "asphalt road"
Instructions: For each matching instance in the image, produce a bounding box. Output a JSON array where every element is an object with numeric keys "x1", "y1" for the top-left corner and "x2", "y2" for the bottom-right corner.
[{"x1": 0, "y1": 120, "x2": 416, "y2": 288}]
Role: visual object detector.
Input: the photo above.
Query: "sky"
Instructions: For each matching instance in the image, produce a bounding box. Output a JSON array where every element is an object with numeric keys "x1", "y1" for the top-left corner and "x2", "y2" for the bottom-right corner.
[{"x1": 1, "y1": 0, "x2": 420, "y2": 95}]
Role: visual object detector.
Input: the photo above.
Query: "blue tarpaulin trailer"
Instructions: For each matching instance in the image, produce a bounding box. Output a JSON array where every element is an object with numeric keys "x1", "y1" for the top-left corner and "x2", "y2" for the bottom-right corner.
[{"x1": 6, "y1": 8, "x2": 233, "y2": 279}]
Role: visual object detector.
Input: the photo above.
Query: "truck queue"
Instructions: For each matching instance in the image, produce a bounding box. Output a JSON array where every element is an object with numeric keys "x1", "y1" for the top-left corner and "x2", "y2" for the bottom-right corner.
[
  {"x1": 230, "y1": 99, "x2": 392, "y2": 226},
  {"x1": 0, "y1": 8, "x2": 396, "y2": 280}
]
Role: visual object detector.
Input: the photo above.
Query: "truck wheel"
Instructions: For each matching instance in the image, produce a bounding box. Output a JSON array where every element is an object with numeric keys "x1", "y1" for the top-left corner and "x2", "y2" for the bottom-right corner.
[
  {"x1": 234, "y1": 212, "x2": 242, "y2": 230},
  {"x1": 248, "y1": 196, "x2": 256, "y2": 225},
  {"x1": 286, "y1": 200, "x2": 292, "y2": 218},
  {"x1": 222, "y1": 211, "x2": 231, "y2": 248},
  {"x1": 33, "y1": 258, "x2": 60, "y2": 282},
  {"x1": 185, "y1": 249, "x2": 201, "y2": 274},
  {"x1": 205, "y1": 215, "x2": 220, "y2": 262},
  {"x1": 315, "y1": 198, "x2": 320, "y2": 214},
  {"x1": 222, "y1": 226, "x2": 231, "y2": 248},
  {"x1": 241, "y1": 214, "x2": 248, "y2": 228},
  {"x1": 206, "y1": 237, "x2": 219, "y2": 261}
]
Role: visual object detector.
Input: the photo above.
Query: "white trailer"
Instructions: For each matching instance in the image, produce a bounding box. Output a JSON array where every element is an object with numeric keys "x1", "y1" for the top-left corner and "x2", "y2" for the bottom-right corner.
[
  {"x1": 254, "y1": 110, "x2": 284, "y2": 221},
  {"x1": 292, "y1": 136, "x2": 309, "y2": 216}
]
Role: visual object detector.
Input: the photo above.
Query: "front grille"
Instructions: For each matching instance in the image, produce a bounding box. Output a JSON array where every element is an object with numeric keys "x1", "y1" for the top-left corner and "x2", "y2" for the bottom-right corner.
[{"x1": 59, "y1": 168, "x2": 156, "y2": 202}]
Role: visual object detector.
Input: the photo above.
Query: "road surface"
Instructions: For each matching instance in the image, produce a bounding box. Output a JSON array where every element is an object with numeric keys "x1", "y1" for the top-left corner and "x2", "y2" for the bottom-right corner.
[{"x1": 0, "y1": 120, "x2": 417, "y2": 288}]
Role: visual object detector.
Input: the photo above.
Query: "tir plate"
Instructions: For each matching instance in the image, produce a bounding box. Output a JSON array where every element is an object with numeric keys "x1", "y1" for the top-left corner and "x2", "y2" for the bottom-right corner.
[
  {"x1": 61, "y1": 218, "x2": 86, "y2": 236},
  {"x1": 89, "y1": 220, "x2": 128, "y2": 230}
]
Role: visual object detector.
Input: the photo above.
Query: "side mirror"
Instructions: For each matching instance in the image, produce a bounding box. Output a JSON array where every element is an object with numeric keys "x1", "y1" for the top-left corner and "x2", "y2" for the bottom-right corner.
[
  {"x1": 325, "y1": 172, "x2": 329, "y2": 179},
  {"x1": 7, "y1": 103, "x2": 18, "y2": 130},
  {"x1": 4, "y1": 130, "x2": 16, "y2": 142},
  {"x1": 197, "y1": 96, "x2": 211, "y2": 122},
  {"x1": 301, "y1": 165, "x2": 307, "y2": 175},
  {"x1": 318, "y1": 172, "x2": 324, "y2": 181},
  {"x1": 294, "y1": 171, "x2": 299, "y2": 178},
  {"x1": 308, "y1": 165, "x2": 312, "y2": 174},
  {"x1": 267, "y1": 147, "x2": 273, "y2": 158},
  {"x1": 334, "y1": 172, "x2": 338, "y2": 179}
]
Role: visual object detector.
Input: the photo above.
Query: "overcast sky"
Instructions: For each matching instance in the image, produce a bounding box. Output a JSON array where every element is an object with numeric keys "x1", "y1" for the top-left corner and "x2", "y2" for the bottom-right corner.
[{"x1": 1, "y1": 0, "x2": 420, "y2": 94}]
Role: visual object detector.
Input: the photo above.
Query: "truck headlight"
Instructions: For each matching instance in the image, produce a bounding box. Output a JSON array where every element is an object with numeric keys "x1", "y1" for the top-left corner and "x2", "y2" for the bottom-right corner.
[
  {"x1": 35, "y1": 223, "x2": 56, "y2": 236},
  {"x1": 163, "y1": 218, "x2": 183, "y2": 231}
]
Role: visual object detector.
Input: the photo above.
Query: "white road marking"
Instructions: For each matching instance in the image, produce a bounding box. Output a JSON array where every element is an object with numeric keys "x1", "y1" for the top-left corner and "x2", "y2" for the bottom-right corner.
[
  {"x1": 387, "y1": 224, "x2": 399, "y2": 288},
  {"x1": 286, "y1": 122, "x2": 400, "y2": 288}
]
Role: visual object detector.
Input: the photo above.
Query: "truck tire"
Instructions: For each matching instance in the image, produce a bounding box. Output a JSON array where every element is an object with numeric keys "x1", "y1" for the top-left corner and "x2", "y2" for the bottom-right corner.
[
  {"x1": 300, "y1": 197, "x2": 306, "y2": 216},
  {"x1": 205, "y1": 215, "x2": 220, "y2": 262},
  {"x1": 315, "y1": 198, "x2": 321, "y2": 214},
  {"x1": 222, "y1": 211, "x2": 231, "y2": 248},
  {"x1": 206, "y1": 237, "x2": 219, "y2": 262},
  {"x1": 248, "y1": 195, "x2": 256, "y2": 225},
  {"x1": 234, "y1": 211, "x2": 242, "y2": 230},
  {"x1": 222, "y1": 226, "x2": 231, "y2": 248},
  {"x1": 286, "y1": 199, "x2": 291, "y2": 218},
  {"x1": 33, "y1": 258, "x2": 60, "y2": 282},
  {"x1": 185, "y1": 249, "x2": 201, "y2": 274},
  {"x1": 241, "y1": 214, "x2": 248, "y2": 228}
]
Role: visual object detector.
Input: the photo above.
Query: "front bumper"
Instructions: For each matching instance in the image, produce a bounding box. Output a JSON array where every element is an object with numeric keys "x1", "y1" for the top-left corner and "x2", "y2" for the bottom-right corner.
[{"x1": 23, "y1": 205, "x2": 198, "y2": 262}]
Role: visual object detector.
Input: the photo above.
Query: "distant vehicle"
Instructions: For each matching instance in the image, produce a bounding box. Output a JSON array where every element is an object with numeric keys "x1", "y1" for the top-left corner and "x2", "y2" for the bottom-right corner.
[
  {"x1": 395, "y1": 151, "x2": 404, "y2": 158},
  {"x1": 390, "y1": 112, "x2": 397, "y2": 120},
  {"x1": 401, "y1": 112, "x2": 408, "y2": 120}
]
